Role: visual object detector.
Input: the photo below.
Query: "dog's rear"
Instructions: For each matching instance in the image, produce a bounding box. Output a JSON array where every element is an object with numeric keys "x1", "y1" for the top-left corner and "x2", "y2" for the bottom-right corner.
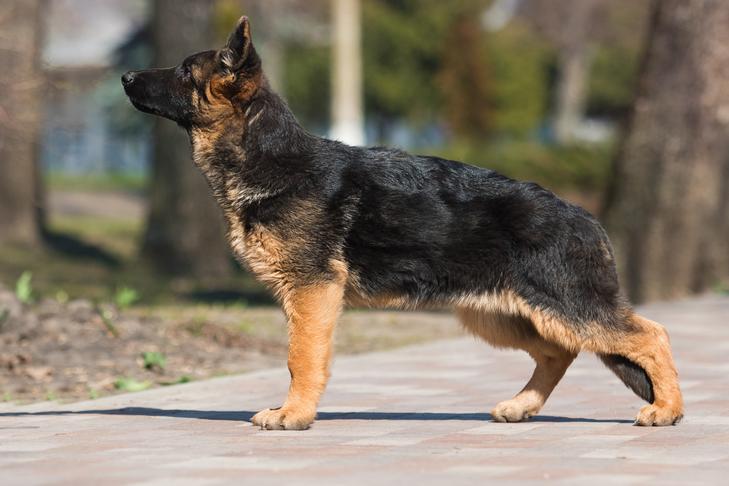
[{"x1": 597, "y1": 313, "x2": 683, "y2": 425}]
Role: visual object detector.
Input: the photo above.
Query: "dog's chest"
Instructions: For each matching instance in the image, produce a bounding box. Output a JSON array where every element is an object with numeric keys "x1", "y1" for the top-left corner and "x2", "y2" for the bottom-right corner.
[{"x1": 224, "y1": 211, "x2": 288, "y2": 289}]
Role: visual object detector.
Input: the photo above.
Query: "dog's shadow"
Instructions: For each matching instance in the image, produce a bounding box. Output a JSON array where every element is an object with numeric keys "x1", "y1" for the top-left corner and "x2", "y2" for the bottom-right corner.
[{"x1": 0, "y1": 407, "x2": 633, "y2": 424}]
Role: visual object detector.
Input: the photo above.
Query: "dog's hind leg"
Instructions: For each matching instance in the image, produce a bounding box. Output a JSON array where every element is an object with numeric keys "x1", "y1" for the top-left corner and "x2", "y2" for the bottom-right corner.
[
  {"x1": 521, "y1": 302, "x2": 684, "y2": 426},
  {"x1": 457, "y1": 307, "x2": 577, "y2": 422},
  {"x1": 591, "y1": 313, "x2": 683, "y2": 426},
  {"x1": 491, "y1": 344, "x2": 576, "y2": 422}
]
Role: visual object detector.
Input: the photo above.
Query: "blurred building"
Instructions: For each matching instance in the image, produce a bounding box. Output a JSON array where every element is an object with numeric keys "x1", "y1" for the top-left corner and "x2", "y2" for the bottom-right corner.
[{"x1": 41, "y1": 0, "x2": 148, "y2": 175}]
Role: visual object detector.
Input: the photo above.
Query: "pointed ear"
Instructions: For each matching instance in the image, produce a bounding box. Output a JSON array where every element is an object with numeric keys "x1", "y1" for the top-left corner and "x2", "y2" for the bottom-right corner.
[{"x1": 220, "y1": 16, "x2": 253, "y2": 72}]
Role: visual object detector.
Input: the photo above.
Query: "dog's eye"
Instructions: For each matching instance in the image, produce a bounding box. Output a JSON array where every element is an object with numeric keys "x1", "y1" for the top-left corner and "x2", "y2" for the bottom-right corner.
[{"x1": 180, "y1": 64, "x2": 193, "y2": 83}]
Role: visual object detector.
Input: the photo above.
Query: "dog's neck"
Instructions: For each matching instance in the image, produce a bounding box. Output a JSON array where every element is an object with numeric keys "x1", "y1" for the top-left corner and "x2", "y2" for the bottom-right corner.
[{"x1": 189, "y1": 85, "x2": 316, "y2": 213}]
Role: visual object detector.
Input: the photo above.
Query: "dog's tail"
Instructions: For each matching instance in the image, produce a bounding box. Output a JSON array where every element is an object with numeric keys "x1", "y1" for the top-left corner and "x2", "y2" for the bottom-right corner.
[{"x1": 597, "y1": 352, "x2": 654, "y2": 403}]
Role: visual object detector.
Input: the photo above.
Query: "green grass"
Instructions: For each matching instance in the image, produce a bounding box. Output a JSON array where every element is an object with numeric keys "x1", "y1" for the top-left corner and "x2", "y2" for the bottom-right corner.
[
  {"x1": 15, "y1": 271, "x2": 34, "y2": 304},
  {"x1": 115, "y1": 286, "x2": 140, "y2": 309},
  {"x1": 46, "y1": 172, "x2": 147, "y2": 193},
  {"x1": 50, "y1": 215, "x2": 143, "y2": 258},
  {"x1": 0, "y1": 212, "x2": 264, "y2": 306},
  {"x1": 114, "y1": 377, "x2": 152, "y2": 393},
  {"x1": 161, "y1": 375, "x2": 192, "y2": 386},
  {"x1": 141, "y1": 351, "x2": 166, "y2": 371}
]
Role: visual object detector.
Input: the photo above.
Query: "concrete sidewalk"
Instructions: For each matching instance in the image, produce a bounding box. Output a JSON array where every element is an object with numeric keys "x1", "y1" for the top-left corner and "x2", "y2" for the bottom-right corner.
[{"x1": 2, "y1": 296, "x2": 728, "y2": 485}]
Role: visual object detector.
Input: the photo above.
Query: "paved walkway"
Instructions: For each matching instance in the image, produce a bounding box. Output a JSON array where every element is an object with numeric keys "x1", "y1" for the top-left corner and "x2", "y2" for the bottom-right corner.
[{"x1": 2, "y1": 296, "x2": 729, "y2": 485}]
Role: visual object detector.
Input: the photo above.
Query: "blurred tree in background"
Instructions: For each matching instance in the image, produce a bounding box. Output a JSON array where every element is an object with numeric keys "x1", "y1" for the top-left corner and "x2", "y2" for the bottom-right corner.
[
  {"x1": 9, "y1": 0, "x2": 722, "y2": 307},
  {"x1": 438, "y1": 10, "x2": 494, "y2": 139},
  {"x1": 362, "y1": 0, "x2": 448, "y2": 133},
  {"x1": 0, "y1": 0, "x2": 46, "y2": 247},
  {"x1": 584, "y1": 0, "x2": 651, "y2": 119},
  {"x1": 482, "y1": 22, "x2": 548, "y2": 138},
  {"x1": 603, "y1": 0, "x2": 729, "y2": 302},
  {"x1": 142, "y1": 0, "x2": 231, "y2": 278}
]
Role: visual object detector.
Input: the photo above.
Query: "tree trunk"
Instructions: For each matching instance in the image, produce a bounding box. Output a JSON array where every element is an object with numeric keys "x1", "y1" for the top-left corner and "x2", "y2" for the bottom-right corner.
[
  {"x1": 603, "y1": 0, "x2": 729, "y2": 302},
  {"x1": 0, "y1": 0, "x2": 45, "y2": 247},
  {"x1": 142, "y1": 0, "x2": 231, "y2": 278},
  {"x1": 552, "y1": 0, "x2": 599, "y2": 144},
  {"x1": 330, "y1": 0, "x2": 365, "y2": 146}
]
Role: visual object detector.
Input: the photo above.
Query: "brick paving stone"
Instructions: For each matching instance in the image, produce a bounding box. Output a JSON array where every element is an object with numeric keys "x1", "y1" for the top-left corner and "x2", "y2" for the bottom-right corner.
[{"x1": 1, "y1": 295, "x2": 728, "y2": 485}]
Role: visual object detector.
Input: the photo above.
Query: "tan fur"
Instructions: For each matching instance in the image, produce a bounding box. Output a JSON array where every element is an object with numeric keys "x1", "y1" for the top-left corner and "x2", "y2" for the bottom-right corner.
[
  {"x1": 458, "y1": 306, "x2": 577, "y2": 421},
  {"x1": 209, "y1": 74, "x2": 234, "y2": 101},
  {"x1": 456, "y1": 290, "x2": 622, "y2": 353},
  {"x1": 345, "y1": 290, "x2": 417, "y2": 310},
  {"x1": 456, "y1": 290, "x2": 682, "y2": 424},
  {"x1": 593, "y1": 313, "x2": 684, "y2": 425},
  {"x1": 240, "y1": 222, "x2": 290, "y2": 294},
  {"x1": 214, "y1": 196, "x2": 348, "y2": 429},
  {"x1": 251, "y1": 277, "x2": 345, "y2": 430}
]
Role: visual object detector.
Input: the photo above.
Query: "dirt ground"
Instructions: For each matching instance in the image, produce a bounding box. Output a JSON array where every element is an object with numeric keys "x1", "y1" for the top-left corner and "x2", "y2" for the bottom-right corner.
[
  {"x1": 0, "y1": 283, "x2": 462, "y2": 403},
  {"x1": 0, "y1": 284, "x2": 282, "y2": 402}
]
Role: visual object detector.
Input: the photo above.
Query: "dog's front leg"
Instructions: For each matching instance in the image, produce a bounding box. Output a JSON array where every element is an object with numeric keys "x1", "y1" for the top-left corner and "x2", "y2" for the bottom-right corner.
[{"x1": 251, "y1": 281, "x2": 344, "y2": 430}]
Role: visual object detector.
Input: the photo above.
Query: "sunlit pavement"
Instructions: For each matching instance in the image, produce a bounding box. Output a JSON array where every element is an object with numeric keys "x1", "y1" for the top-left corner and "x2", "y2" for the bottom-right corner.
[{"x1": 2, "y1": 295, "x2": 728, "y2": 485}]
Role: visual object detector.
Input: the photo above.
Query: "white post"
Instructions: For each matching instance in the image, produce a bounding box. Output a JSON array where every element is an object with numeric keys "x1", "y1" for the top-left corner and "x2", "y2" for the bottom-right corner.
[{"x1": 330, "y1": 0, "x2": 365, "y2": 146}]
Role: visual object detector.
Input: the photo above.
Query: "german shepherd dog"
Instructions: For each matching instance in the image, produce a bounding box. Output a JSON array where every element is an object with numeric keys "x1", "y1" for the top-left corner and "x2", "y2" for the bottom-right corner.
[{"x1": 122, "y1": 17, "x2": 683, "y2": 429}]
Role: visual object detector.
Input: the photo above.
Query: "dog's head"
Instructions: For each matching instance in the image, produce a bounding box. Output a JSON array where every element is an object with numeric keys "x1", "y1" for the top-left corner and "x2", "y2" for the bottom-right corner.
[{"x1": 122, "y1": 16, "x2": 261, "y2": 128}]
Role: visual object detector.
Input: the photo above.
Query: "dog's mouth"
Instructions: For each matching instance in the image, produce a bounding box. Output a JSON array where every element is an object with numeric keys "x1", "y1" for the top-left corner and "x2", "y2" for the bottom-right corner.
[{"x1": 128, "y1": 97, "x2": 162, "y2": 117}]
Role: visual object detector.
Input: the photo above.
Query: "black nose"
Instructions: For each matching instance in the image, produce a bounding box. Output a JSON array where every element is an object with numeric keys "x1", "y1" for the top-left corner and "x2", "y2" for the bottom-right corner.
[{"x1": 121, "y1": 71, "x2": 135, "y2": 86}]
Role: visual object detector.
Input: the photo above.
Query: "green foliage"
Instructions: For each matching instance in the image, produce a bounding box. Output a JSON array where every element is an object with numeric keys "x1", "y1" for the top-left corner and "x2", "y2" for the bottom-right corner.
[
  {"x1": 587, "y1": 45, "x2": 640, "y2": 116},
  {"x1": 585, "y1": 0, "x2": 649, "y2": 117},
  {"x1": 284, "y1": 44, "x2": 331, "y2": 128},
  {"x1": 237, "y1": 320, "x2": 255, "y2": 335},
  {"x1": 434, "y1": 141, "x2": 614, "y2": 193},
  {"x1": 88, "y1": 388, "x2": 99, "y2": 400},
  {"x1": 141, "y1": 351, "x2": 166, "y2": 371},
  {"x1": 438, "y1": 12, "x2": 494, "y2": 138},
  {"x1": 15, "y1": 271, "x2": 33, "y2": 304},
  {"x1": 161, "y1": 375, "x2": 192, "y2": 386},
  {"x1": 45, "y1": 172, "x2": 147, "y2": 192},
  {"x1": 282, "y1": 0, "x2": 543, "y2": 138},
  {"x1": 362, "y1": 0, "x2": 456, "y2": 121},
  {"x1": 213, "y1": 0, "x2": 243, "y2": 44},
  {"x1": 485, "y1": 23, "x2": 549, "y2": 137},
  {"x1": 114, "y1": 377, "x2": 151, "y2": 392},
  {"x1": 713, "y1": 281, "x2": 729, "y2": 295},
  {"x1": 114, "y1": 286, "x2": 140, "y2": 310},
  {"x1": 55, "y1": 290, "x2": 69, "y2": 304}
]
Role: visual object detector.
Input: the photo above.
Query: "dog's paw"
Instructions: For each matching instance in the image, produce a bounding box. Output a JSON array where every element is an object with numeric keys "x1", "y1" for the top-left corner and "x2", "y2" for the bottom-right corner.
[
  {"x1": 491, "y1": 399, "x2": 538, "y2": 423},
  {"x1": 634, "y1": 403, "x2": 683, "y2": 426},
  {"x1": 250, "y1": 406, "x2": 316, "y2": 430}
]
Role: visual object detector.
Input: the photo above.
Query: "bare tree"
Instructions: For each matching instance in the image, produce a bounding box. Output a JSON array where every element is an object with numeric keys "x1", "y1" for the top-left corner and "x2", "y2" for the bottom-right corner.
[
  {"x1": 603, "y1": 0, "x2": 729, "y2": 302},
  {"x1": 330, "y1": 0, "x2": 364, "y2": 145},
  {"x1": 142, "y1": 0, "x2": 231, "y2": 277},
  {"x1": 551, "y1": 0, "x2": 600, "y2": 143},
  {"x1": 0, "y1": 0, "x2": 45, "y2": 246},
  {"x1": 521, "y1": 0, "x2": 654, "y2": 142}
]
